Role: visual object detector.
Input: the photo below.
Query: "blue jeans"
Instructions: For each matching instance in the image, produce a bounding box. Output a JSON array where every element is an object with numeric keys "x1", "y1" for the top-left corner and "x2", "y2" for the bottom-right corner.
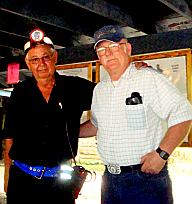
[{"x1": 101, "y1": 165, "x2": 173, "y2": 204}]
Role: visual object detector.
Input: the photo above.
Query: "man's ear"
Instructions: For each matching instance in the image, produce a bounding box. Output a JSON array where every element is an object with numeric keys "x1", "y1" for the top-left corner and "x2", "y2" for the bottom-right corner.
[
  {"x1": 25, "y1": 57, "x2": 31, "y2": 71},
  {"x1": 53, "y1": 51, "x2": 58, "y2": 64},
  {"x1": 127, "y1": 43, "x2": 132, "y2": 56}
]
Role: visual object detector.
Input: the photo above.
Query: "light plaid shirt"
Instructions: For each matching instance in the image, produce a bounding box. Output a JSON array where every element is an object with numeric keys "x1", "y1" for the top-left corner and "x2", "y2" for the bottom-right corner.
[{"x1": 91, "y1": 63, "x2": 192, "y2": 166}]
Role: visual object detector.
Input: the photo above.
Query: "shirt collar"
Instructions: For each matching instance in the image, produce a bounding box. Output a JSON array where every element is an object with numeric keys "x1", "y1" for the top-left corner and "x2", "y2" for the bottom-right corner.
[
  {"x1": 121, "y1": 62, "x2": 137, "y2": 80},
  {"x1": 103, "y1": 62, "x2": 137, "y2": 82}
]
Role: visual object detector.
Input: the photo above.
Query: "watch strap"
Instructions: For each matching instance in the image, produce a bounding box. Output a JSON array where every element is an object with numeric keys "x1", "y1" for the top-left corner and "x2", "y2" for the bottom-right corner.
[{"x1": 156, "y1": 147, "x2": 170, "y2": 160}]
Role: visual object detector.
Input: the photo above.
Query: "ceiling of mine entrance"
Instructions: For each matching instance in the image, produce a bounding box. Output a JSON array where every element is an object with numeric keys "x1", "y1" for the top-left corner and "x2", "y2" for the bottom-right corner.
[{"x1": 0, "y1": 0, "x2": 192, "y2": 88}]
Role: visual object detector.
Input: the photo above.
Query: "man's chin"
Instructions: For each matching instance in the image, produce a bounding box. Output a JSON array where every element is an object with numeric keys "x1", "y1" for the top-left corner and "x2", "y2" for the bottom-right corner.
[{"x1": 37, "y1": 73, "x2": 50, "y2": 80}]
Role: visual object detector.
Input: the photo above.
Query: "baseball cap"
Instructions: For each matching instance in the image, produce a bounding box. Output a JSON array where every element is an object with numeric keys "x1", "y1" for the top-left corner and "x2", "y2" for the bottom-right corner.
[
  {"x1": 24, "y1": 29, "x2": 54, "y2": 54},
  {"x1": 94, "y1": 25, "x2": 126, "y2": 49}
]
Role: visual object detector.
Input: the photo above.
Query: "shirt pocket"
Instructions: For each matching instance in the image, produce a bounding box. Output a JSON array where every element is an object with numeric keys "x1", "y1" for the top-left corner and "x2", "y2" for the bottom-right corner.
[{"x1": 125, "y1": 104, "x2": 147, "y2": 130}]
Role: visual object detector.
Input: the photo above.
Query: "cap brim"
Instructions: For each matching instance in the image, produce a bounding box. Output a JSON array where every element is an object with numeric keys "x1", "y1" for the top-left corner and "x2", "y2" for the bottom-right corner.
[{"x1": 94, "y1": 39, "x2": 116, "y2": 50}]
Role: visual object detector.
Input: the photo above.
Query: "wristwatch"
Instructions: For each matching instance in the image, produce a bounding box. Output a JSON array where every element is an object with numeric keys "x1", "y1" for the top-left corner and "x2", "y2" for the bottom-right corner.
[{"x1": 156, "y1": 147, "x2": 170, "y2": 160}]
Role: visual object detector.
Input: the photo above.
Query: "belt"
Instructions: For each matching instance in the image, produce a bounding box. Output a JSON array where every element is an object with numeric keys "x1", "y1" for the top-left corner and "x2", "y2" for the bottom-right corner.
[
  {"x1": 106, "y1": 164, "x2": 141, "y2": 174},
  {"x1": 13, "y1": 160, "x2": 72, "y2": 179}
]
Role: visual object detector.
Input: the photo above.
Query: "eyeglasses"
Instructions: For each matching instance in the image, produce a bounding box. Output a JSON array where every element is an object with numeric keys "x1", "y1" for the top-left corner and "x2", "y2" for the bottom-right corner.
[
  {"x1": 27, "y1": 53, "x2": 54, "y2": 65},
  {"x1": 96, "y1": 42, "x2": 127, "y2": 56}
]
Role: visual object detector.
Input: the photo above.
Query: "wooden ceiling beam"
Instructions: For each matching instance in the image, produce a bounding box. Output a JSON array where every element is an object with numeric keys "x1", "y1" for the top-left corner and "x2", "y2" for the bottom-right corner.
[
  {"x1": 57, "y1": 28, "x2": 192, "y2": 64},
  {"x1": 0, "y1": 0, "x2": 81, "y2": 34},
  {"x1": 158, "y1": 0, "x2": 192, "y2": 19},
  {"x1": 62, "y1": 0, "x2": 134, "y2": 27}
]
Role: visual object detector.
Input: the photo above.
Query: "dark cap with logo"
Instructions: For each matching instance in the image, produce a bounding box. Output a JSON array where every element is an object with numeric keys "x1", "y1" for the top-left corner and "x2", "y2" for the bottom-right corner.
[
  {"x1": 24, "y1": 29, "x2": 54, "y2": 54},
  {"x1": 94, "y1": 25, "x2": 126, "y2": 49}
]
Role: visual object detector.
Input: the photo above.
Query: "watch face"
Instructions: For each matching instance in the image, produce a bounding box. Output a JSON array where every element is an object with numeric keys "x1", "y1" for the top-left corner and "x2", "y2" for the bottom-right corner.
[{"x1": 160, "y1": 151, "x2": 169, "y2": 160}]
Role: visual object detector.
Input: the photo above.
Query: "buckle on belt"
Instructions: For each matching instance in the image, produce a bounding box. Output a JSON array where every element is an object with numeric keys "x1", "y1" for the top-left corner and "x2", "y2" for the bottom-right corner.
[
  {"x1": 107, "y1": 164, "x2": 121, "y2": 174},
  {"x1": 34, "y1": 167, "x2": 46, "y2": 179}
]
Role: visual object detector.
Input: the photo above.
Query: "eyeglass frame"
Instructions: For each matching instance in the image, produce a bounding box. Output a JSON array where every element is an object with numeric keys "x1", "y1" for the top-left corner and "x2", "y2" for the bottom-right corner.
[
  {"x1": 26, "y1": 52, "x2": 55, "y2": 65},
  {"x1": 95, "y1": 42, "x2": 127, "y2": 57}
]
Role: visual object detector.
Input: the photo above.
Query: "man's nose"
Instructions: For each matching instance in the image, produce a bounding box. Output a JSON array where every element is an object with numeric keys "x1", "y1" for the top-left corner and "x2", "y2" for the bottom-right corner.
[
  {"x1": 105, "y1": 47, "x2": 112, "y2": 56},
  {"x1": 38, "y1": 57, "x2": 46, "y2": 64}
]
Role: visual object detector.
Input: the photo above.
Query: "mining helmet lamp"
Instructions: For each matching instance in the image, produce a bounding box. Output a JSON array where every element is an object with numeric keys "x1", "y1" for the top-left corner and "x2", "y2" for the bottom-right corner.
[
  {"x1": 30, "y1": 29, "x2": 44, "y2": 43},
  {"x1": 24, "y1": 28, "x2": 54, "y2": 54}
]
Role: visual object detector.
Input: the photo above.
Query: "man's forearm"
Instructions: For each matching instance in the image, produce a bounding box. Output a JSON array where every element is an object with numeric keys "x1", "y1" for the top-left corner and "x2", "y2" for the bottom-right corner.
[
  {"x1": 4, "y1": 139, "x2": 13, "y2": 167},
  {"x1": 79, "y1": 120, "x2": 97, "y2": 138},
  {"x1": 3, "y1": 138, "x2": 13, "y2": 193},
  {"x1": 159, "y1": 120, "x2": 192, "y2": 154}
]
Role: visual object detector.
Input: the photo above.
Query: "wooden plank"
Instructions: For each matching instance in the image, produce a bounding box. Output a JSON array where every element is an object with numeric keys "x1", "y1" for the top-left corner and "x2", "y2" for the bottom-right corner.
[
  {"x1": 131, "y1": 48, "x2": 191, "y2": 60},
  {"x1": 56, "y1": 61, "x2": 93, "y2": 70}
]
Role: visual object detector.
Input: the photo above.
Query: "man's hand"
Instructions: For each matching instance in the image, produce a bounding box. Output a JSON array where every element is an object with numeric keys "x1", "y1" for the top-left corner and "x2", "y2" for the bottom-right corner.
[
  {"x1": 4, "y1": 166, "x2": 10, "y2": 193},
  {"x1": 140, "y1": 150, "x2": 167, "y2": 174},
  {"x1": 4, "y1": 152, "x2": 12, "y2": 193},
  {"x1": 134, "y1": 61, "x2": 149, "y2": 69}
]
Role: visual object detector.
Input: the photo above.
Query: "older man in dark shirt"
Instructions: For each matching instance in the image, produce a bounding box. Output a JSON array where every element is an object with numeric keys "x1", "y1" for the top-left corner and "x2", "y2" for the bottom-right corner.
[{"x1": 3, "y1": 29, "x2": 95, "y2": 204}]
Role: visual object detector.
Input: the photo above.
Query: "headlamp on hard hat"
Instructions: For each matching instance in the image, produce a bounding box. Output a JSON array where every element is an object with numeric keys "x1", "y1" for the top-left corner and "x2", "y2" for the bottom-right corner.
[
  {"x1": 30, "y1": 29, "x2": 44, "y2": 42},
  {"x1": 24, "y1": 29, "x2": 54, "y2": 54}
]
